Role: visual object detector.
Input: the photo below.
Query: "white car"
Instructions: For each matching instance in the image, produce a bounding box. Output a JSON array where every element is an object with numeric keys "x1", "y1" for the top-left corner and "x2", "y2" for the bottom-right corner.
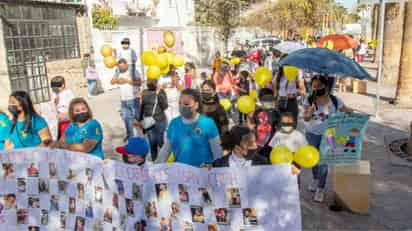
[{"x1": 249, "y1": 37, "x2": 281, "y2": 49}]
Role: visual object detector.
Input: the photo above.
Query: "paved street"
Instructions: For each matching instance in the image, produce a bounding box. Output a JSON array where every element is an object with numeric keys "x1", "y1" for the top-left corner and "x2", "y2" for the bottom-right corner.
[{"x1": 88, "y1": 78, "x2": 412, "y2": 231}]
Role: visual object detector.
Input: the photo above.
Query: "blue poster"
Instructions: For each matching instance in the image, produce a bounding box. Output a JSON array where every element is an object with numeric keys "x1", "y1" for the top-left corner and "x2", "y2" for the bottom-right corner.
[{"x1": 319, "y1": 112, "x2": 369, "y2": 165}]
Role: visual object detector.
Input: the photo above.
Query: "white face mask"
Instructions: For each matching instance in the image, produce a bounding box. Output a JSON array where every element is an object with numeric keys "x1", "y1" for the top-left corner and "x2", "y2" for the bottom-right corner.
[{"x1": 281, "y1": 126, "x2": 294, "y2": 134}]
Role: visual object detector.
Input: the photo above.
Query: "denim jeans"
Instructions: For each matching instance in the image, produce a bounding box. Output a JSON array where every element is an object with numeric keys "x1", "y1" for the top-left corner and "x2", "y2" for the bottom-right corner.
[
  {"x1": 306, "y1": 132, "x2": 328, "y2": 189},
  {"x1": 87, "y1": 80, "x2": 97, "y2": 95},
  {"x1": 121, "y1": 98, "x2": 140, "y2": 138},
  {"x1": 147, "y1": 119, "x2": 167, "y2": 161}
]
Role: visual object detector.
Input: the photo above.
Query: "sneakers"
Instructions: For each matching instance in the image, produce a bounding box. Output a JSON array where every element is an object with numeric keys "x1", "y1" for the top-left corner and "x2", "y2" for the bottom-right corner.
[
  {"x1": 314, "y1": 188, "x2": 325, "y2": 203},
  {"x1": 308, "y1": 179, "x2": 318, "y2": 192}
]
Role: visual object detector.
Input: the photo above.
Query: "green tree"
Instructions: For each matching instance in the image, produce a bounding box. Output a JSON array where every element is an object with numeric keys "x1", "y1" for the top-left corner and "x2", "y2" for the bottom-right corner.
[{"x1": 92, "y1": 5, "x2": 119, "y2": 30}]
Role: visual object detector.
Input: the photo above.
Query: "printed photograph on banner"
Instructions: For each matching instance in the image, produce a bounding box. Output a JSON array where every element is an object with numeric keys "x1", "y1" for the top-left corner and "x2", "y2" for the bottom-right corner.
[
  {"x1": 40, "y1": 209, "x2": 48, "y2": 225},
  {"x1": 3, "y1": 163, "x2": 15, "y2": 179},
  {"x1": 67, "y1": 168, "x2": 76, "y2": 181},
  {"x1": 132, "y1": 183, "x2": 142, "y2": 201},
  {"x1": 183, "y1": 220, "x2": 194, "y2": 231},
  {"x1": 214, "y1": 208, "x2": 229, "y2": 225},
  {"x1": 49, "y1": 162, "x2": 57, "y2": 179},
  {"x1": 60, "y1": 211, "x2": 67, "y2": 229},
  {"x1": 144, "y1": 201, "x2": 157, "y2": 219},
  {"x1": 28, "y1": 197, "x2": 40, "y2": 209},
  {"x1": 4, "y1": 194, "x2": 16, "y2": 209},
  {"x1": 155, "y1": 183, "x2": 169, "y2": 201},
  {"x1": 27, "y1": 163, "x2": 39, "y2": 177},
  {"x1": 170, "y1": 201, "x2": 179, "y2": 218},
  {"x1": 198, "y1": 188, "x2": 213, "y2": 206},
  {"x1": 50, "y1": 195, "x2": 59, "y2": 211},
  {"x1": 115, "y1": 179, "x2": 125, "y2": 196},
  {"x1": 85, "y1": 168, "x2": 94, "y2": 185},
  {"x1": 178, "y1": 184, "x2": 189, "y2": 203},
  {"x1": 38, "y1": 178, "x2": 49, "y2": 193},
  {"x1": 190, "y1": 206, "x2": 205, "y2": 223},
  {"x1": 28, "y1": 226, "x2": 40, "y2": 231},
  {"x1": 0, "y1": 198, "x2": 4, "y2": 224},
  {"x1": 85, "y1": 201, "x2": 93, "y2": 218},
  {"x1": 77, "y1": 183, "x2": 85, "y2": 200},
  {"x1": 126, "y1": 198, "x2": 134, "y2": 217},
  {"x1": 69, "y1": 197, "x2": 76, "y2": 214},
  {"x1": 93, "y1": 219, "x2": 103, "y2": 231},
  {"x1": 74, "y1": 216, "x2": 85, "y2": 231},
  {"x1": 159, "y1": 217, "x2": 172, "y2": 231},
  {"x1": 95, "y1": 186, "x2": 103, "y2": 203},
  {"x1": 103, "y1": 208, "x2": 112, "y2": 224},
  {"x1": 242, "y1": 208, "x2": 258, "y2": 226},
  {"x1": 207, "y1": 224, "x2": 218, "y2": 231},
  {"x1": 112, "y1": 193, "x2": 119, "y2": 210},
  {"x1": 58, "y1": 180, "x2": 68, "y2": 195},
  {"x1": 16, "y1": 208, "x2": 28, "y2": 224},
  {"x1": 134, "y1": 219, "x2": 147, "y2": 231},
  {"x1": 226, "y1": 188, "x2": 241, "y2": 208},
  {"x1": 119, "y1": 213, "x2": 127, "y2": 229},
  {"x1": 17, "y1": 178, "x2": 26, "y2": 193}
]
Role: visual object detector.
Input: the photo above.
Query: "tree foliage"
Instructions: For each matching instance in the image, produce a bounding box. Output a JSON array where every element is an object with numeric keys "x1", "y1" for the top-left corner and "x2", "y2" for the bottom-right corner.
[{"x1": 92, "y1": 5, "x2": 119, "y2": 30}]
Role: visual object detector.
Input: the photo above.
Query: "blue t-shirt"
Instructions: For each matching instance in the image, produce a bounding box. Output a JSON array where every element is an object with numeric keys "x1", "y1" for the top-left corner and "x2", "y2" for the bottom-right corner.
[
  {"x1": 8, "y1": 114, "x2": 48, "y2": 149},
  {"x1": 64, "y1": 119, "x2": 104, "y2": 159},
  {"x1": 0, "y1": 112, "x2": 11, "y2": 150},
  {"x1": 168, "y1": 115, "x2": 219, "y2": 167}
]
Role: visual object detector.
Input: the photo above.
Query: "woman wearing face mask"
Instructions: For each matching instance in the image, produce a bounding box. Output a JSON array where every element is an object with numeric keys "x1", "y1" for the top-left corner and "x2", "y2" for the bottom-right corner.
[
  {"x1": 51, "y1": 98, "x2": 104, "y2": 159},
  {"x1": 0, "y1": 109, "x2": 11, "y2": 150},
  {"x1": 303, "y1": 75, "x2": 352, "y2": 202},
  {"x1": 156, "y1": 89, "x2": 223, "y2": 167},
  {"x1": 200, "y1": 80, "x2": 228, "y2": 135},
  {"x1": 213, "y1": 125, "x2": 269, "y2": 167},
  {"x1": 138, "y1": 79, "x2": 168, "y2": 161},
  {"x1": 5, "y1": 91, "x2": 52, "y2": 150}
]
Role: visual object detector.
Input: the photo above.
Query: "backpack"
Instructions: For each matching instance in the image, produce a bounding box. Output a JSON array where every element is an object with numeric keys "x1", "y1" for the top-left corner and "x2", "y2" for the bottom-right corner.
[{"x1": 307, "y1": 94, "x2": 339, "y2": 111}]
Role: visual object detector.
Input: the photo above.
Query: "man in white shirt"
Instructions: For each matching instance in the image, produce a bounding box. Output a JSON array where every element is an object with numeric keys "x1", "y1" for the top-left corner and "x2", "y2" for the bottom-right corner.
[
  {"x1": 50, "y1": 76, "x2": 75, "y2": 138},
  {"x1": 111, "y1": 59, "x2": 142, "y2": 141},
  {"x1": 115, "y1": 38, "x2": 138, "y2": 79}
]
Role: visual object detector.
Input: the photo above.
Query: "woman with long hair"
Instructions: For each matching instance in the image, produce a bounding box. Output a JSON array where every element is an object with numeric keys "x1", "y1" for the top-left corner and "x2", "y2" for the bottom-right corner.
[
  {"x1": 200, "y1": 80, "x2": 228, "y2": 134},
  {"x1": 5, "y1": 91, "x2": 51, "y2": 149},
  {"x1": 51, "y1": 98, "x2": 104, "y2": 159}
]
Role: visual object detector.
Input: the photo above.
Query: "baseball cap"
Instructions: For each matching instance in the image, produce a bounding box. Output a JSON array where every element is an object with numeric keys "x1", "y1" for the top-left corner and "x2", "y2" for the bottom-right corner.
[{"x1": 116, "y1": 137, "x2": 149, "y2": 158}]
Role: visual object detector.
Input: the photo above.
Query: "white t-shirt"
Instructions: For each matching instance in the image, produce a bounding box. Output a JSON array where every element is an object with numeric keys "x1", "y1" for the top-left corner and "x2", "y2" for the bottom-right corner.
[
  {"x1": 229, "y1": 152, "x2": 252, "y2": 167},
  {"x1": 303, "y1": 96, "x2": 344, "y2": 135},
  {"x1": 277, "y1": 70, "x2": 303, "y2": 97},
  {"x1": 116, "y1": 48, "x2": 137, "y2": 64},
  {"x1": 53, "y1": 89, "x2": 75, "y2": 114},
  {"x1": 160, "y1": 75, "x2": 182, "y2": 123},
  {"x1": 269, "y1": 130, "x2": 308, "y2": 152},
  {"x1": 115, "y1": 69, "x2": 139, "y2": 101}
]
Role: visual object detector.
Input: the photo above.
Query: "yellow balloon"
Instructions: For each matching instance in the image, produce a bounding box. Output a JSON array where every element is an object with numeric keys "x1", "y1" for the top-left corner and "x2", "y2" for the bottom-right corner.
[
  {"x1": 157, "y1": 45, "x2": 167, "y2": 53},
  {"x1": 156, "y1": 53, "x2": 169, "y2": 69},
  {"x1": 164, "y1": 52, "x2": 175, "y2": 64},
  {"x1": 254, "y1": 67, "x2": 272, "y2": 87},
  {"x1": 249, "y1": 90, "x2": 257, "y2": 100},
  {"x1": 284, "y1": 66, "x2": 299, "y2": 81},
  {"x1": 219, "y1": 98, "x2": 232, "y2": 111},
  {"x1": 166, "y1": 153, "x2": 174, "y2": 163},
  {"x1": 104, "y1": 56, "x2": 117, "y2": 68},
  {"x1": 323, "y1": 40, "x2": 334, "y2": 50},
  {"x1": 163, "y1": 31, "x2": 176, "y2": 48},
  {"x1": 294, "y1": 145, "x2": 320, "y2": 168},
  {"x1": 230, "y1": 57, "x2": 240, "y2": 65},
  {"x1": 160, "y1": 65, "x2": 170, "y2": 75},
  {"x1": 237, "y1": 96, "x2": 255, "y2": 114},
  {"x1": 173, "y1": 55, "x2": 185, "y2": 67},
  {"x1": 270, "y1": 146, "x2": 294, "y2": 164},
  {"x1": 100, "y1": 45, "x2": 113, "y2": 57},
  {"x1": 141, "y1": 50, "x2": 158, "y2": 66},
  {"x1": 147, "y1": 65, "x2": 161, "y2": 80}
]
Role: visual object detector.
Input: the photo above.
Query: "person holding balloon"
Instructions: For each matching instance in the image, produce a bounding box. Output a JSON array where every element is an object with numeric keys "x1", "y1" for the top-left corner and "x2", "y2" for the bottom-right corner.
[
  {"x1": 156, "y1": 89, "x2": 223, "y2": 167},
  {"x1": 200, "y1": 80, "x2": 229, "y2": 135},
  {"x1": 303, "y1": 75, "x2": 352, "y2": 202},
  {"x1": 274, "y1": 66, "x2": 306, "y2": 120}
]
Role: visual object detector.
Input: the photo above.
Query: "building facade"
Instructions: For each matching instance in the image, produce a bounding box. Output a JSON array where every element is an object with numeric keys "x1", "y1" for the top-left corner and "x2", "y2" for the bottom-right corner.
[{"x1": 0, "y1": 0, "x2": 91, "y2": 106}]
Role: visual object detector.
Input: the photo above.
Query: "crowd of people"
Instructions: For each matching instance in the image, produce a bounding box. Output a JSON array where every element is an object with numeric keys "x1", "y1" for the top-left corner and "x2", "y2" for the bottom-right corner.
[{"x1": 0, "y1": 37, "x2": 356, "y2": 203}]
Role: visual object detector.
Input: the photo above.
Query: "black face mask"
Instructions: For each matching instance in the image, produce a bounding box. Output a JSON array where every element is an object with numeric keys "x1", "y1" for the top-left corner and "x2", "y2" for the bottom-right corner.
[
  {"x1": 147, "y1": 83, "x2": 156, "y2": 91},
  {"x1": 73, "y1": 112, "x2": 90, "y2": 123},
  {"x1": 52, "y1": 87, "x2": 60, "y2": 94},
  {"x1": 246, "y1": 148, "x2": 258, "y2": 160},
  {"x1": 201, "y1": 93, "x2": 214, "y2": 102},
  {"x1": 180, "y1": 105, "x2": 194, "y2": 119},
  {"x1": 314, "y1": 88, "x2": 327, "y2": 97},
  {"x1": 8, "y1": 105, "x2": 20, "y2": 117},
  {"x1": 51, "y1": 82, "x2": 63, "y2": 88}
]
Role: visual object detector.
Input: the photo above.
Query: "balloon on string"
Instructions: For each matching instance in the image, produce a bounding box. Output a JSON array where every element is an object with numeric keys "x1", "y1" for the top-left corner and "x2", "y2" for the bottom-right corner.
[
  {"x1": 163, "y1": 31, "x2": 176, "y2": 48},
  {"x1": 173, "y1": 55, "x2": 185, "y2": 67},
  {"x1": 294, "y1": 145, "x2": 320, "y2": 168},
  {"x1": 104, "y1": 56, "x2": 117, "y2": 68},
  {"x1": 270, "y1": 146, "x2": 293, "y2": 164},
  {"x1": 100, "y1": 45, "x2": 113, "y2": 57},
  {"x1": 284, "y1": 66, "x2": 299, "y2": 81},
  {"x1": 237, "y1": 96, "x2": 255, "y2": 114},
  {"x1": 254, "y1": 67, "x2": 272, "y2": 87},
  {"x1": 141, "y1": 50, "x2": 158, "y2": 66},
  {"x1": 219, "y1": 98, "x2": 232, "y2": 111},
  {"x1": 166, "y1": 153, "x2": 174, "y2": 163},
  {"x1": 147, "y1": 65, "x2": 161, "y2": 80},
  {"x1": 230, "y1": 57, "x2": 240, "y2": 65},
  {"x1": 156, "y1": 53, "x2": 169, "y2": 69},
  {"x1": 249, "y1": 90, "x2": 257, "y2": 100}
]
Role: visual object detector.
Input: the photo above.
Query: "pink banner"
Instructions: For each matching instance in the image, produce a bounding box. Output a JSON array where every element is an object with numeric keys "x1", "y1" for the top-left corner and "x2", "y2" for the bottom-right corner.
[{"x1": 146, "y1": 28, "x2": 184, "y2": 55}]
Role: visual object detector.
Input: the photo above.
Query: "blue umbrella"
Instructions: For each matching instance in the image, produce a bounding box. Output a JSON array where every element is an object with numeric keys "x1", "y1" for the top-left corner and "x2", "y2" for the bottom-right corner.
[{"x1": 279, "y1": 48, "x2": 371, "y2": 79}]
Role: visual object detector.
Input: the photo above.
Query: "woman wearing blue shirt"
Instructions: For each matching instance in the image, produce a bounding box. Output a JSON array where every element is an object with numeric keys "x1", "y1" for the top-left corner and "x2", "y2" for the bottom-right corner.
[
  {"x1": 0, "y1": 110, "x2": 11, "y2": 150},
  {"x1": 51, "y1": 98, "x2": 104, "y2": 159},
  {"x1": 156, "y1": 89, "x2": 223, "y2": 167},
  {"x1": 4, "y1": 91, "x2": 52, "y2": 149}
]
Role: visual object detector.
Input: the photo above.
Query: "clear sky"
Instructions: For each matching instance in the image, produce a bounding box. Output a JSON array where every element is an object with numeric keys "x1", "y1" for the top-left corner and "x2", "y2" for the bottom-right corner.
[{"x1": 336, "y1": 0, "x2": 358, "y2": 10}]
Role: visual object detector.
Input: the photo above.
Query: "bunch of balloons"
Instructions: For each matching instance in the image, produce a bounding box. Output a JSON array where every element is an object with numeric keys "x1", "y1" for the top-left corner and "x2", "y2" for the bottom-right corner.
[
  {"x1": 270, "y1": 145, "x2": 320, "y2": 168},
  {"x1": 141, "y1": 31, "x2": 185, "y2": 80},
  {"x1": 101, "y1": 45, "x2": 116, "y2": 69}
]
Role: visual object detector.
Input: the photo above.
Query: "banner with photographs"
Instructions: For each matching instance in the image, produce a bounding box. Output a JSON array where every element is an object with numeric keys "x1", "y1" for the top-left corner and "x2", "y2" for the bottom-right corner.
[
  {"x1": 319, "y1": 112, "x2": 369, "y2": 165},
  {"x1": 0, "y1": 148, "x2": 301, "y2": 231}
]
